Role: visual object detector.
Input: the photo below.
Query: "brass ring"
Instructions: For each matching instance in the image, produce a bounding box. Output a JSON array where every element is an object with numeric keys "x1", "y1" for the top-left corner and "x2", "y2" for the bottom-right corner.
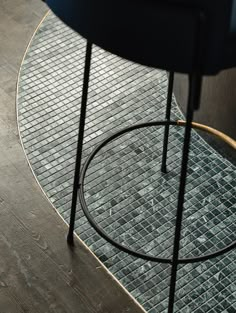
[{"x1": 177, "y1": 120, "x2": 236, "y2": 150}]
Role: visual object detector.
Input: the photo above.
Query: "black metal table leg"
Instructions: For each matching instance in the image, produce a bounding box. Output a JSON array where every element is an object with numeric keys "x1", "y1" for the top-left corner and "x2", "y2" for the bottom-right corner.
[
  {"x1": 67, "y1": 41, "x2": 92, "y2": 246},
  {"x1": 168, "y1": 9, "x2": 205, "y2": 310},
  {"x1": 161, "y1": 71, "x2": 174, "y2": 173},
  {"x1": 167, "y1": 73, "x2": 203, "y2": 313}
]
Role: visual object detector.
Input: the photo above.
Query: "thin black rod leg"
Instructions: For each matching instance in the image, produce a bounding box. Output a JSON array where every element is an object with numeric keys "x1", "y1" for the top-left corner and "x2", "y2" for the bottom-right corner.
[
  {"x1": 167, "y1": 73, "x2": 202, "y2": 313},
  {"x1": 161, "y1": 71, "x2": 174, "y2": 173},
  {"x1": 67, "y1": 41, "x2": 93, "y2": 246}
]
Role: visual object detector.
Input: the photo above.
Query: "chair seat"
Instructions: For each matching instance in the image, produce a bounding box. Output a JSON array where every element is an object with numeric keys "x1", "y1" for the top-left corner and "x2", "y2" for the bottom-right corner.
[{"x1": 47, "y1": 0, "x2": 234, "y2": 75}]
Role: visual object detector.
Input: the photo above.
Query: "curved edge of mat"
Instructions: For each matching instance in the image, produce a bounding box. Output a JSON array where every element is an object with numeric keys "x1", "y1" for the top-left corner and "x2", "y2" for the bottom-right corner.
[{"x1": 15, "y1": 10, "x2": 147, "y2": 313}]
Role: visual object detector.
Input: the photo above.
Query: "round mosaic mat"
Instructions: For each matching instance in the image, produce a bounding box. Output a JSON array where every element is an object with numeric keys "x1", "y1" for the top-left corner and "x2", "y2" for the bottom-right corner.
[{"x1": 17, "y1": 12, "x2": 236, "y2": 313}]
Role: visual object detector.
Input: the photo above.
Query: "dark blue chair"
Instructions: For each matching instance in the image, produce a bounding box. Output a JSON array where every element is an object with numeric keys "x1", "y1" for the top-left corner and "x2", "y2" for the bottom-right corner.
[
  {"x1": 46, "y1": 0, "x2": 236, "y2": 74},
  {"x1": 45, "y1": 1, "x2": 236, "y2": 312}
]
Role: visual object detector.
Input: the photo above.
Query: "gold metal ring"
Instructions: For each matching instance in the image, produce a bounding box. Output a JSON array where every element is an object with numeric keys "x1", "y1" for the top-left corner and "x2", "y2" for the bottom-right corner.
[{"x1": 177, "y1": 120, "x2": 236, "y2": 150}]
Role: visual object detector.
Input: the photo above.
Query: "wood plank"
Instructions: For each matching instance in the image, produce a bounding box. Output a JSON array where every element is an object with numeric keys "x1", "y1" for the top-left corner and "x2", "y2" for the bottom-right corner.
[
  {"x1": 0, "y1": 199, "x2": 143, "y2": 313},
  {"x1": 0, "y1": 289, "x2": 25, "y2": 313}
]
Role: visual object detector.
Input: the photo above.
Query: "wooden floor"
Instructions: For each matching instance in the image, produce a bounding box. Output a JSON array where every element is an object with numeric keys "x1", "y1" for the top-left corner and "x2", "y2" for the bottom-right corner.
[{"x1": 0, "y1": 1, "x2": 144, "y2": 312}]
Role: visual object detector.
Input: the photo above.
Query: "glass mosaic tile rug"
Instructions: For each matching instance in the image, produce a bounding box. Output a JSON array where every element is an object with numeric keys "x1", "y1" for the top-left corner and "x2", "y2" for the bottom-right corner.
[{"x1": 17, "y1": 12, "x2": 236, "y2": 313}]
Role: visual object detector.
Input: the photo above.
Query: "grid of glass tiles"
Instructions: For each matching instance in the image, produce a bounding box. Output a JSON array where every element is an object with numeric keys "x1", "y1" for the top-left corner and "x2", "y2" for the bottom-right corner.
[{"x1": 17, "y1": 12, "x2": 235, "y2": 313}]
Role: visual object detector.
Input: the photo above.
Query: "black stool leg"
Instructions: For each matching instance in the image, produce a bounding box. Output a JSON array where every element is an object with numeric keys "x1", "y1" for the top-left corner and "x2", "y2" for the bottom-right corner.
[
  {"x1": 167, "y1": 73, "x2": 202, "y2": 313},
  {"x1": 67, "y1": 41, "x2": 93, "y2": 246},
  {"x1": 161, "y1": 71, "x2": 174, "y2": 173}
]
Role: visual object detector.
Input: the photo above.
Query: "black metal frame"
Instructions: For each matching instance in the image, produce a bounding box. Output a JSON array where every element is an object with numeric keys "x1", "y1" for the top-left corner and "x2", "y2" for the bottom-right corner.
[
  {"x1": 77, "y1": 119, "x2": 236, "y2": 262},
  {"x1": 161, "y1": 71, "x2": 174, "y2": 174},
  {"x1": 66, "y1": 11, "x2": 235, "y2": 313},
  {"x1": 67, "y1": 42, "x2": 92, "y2": 246}
]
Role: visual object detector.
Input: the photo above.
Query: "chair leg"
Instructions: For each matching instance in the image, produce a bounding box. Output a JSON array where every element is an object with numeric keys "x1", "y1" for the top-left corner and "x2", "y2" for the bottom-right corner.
[
  {"x1": 167, "y1": 72, "x2": 202, "y2": 313},
  {"x1": 67, "y1": 41, "x2": 93, "y2": 246},
  {"x1": 161, "y1": 71, "x2": 174, "y2": 173}
]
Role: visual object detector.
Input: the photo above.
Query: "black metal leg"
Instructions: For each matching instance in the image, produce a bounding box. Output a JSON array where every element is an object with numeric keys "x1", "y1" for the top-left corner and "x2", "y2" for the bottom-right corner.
[
  {"x1": 167, "y1": 73, "x2": 202, "y2": 313},
  {"x1": 161, "y1": 71, "x2": 174, "y2": 173},
  {"x1": 67, "y1": 41, "x2": 92, "y2": 246}
]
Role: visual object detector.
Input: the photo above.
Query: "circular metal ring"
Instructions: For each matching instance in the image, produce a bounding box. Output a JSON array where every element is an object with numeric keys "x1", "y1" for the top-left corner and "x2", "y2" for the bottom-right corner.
[{"x1": 79, "y1": 120, "x2": 236, "y2": 264}]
